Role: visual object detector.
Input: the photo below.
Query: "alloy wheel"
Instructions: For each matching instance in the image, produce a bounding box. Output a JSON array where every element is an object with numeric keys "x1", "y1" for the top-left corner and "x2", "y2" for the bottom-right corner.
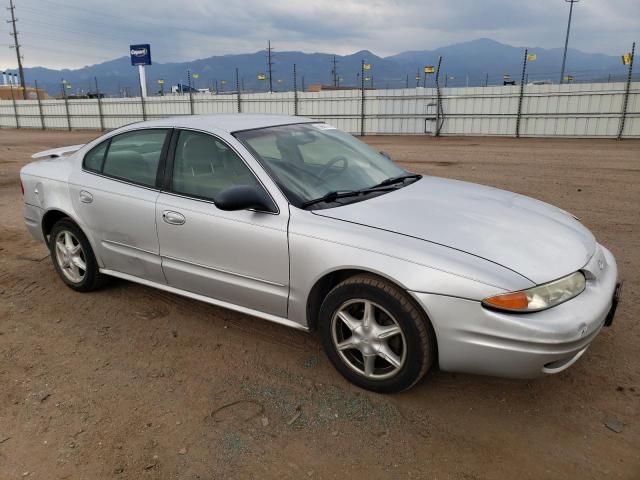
[
  {"x1": 331, "y1": 299, "x2": 407, "y2": 380},
  {"x1": 54, "y1": 230, "x2": 87, "y2": 283}
]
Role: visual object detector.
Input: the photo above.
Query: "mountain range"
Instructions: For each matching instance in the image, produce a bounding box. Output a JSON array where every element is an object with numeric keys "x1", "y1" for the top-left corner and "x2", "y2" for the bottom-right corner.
[{"x1": 16, "y1": 38, "x2": 630, "y2": 96}]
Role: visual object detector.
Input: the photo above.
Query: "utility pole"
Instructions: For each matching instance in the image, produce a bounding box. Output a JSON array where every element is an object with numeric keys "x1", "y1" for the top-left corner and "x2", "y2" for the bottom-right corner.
[
  {"x1": 617, "y1": 42, "x2": 635, "y2": 140},
  {"x1": 187, "y1": 69, "x2": 193, "y2": 115},
  {"x1": 331, "y1": 55, "x2": 338, "y2": 87},
  {"x1": 7, "y1": 0, "x2": 26, "y2": 99},
  {"x1": 95, "y1": 77, "x2": 104, "y2": 131},
  {"x1": 34, "y1": 80, "x2": 43, "y2": 129},
  {"x1": 293, "y1": 64, "x2": 298, "y2": 116},
  {"x1": 434, "y1": 56, "x2": 443, "y2": 137},
  {"x1": 560, "y1": 0, "x2": 579, "y2": 85},
  {"x1": 516, "y1": 49, "x2": 529, "y2": 138},
  {"x1": 235, "y1": 68, "x2": 241, "y2": 113},
  {"x1": 266, "y1": 40, "x2": 274, "y2": 93},
  {"x1": 360, "y1": 59, "x2": 365, "y2": 136}
]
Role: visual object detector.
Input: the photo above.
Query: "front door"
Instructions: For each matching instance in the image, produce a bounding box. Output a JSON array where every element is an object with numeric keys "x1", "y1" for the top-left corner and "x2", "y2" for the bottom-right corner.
[{"x1": 155, "y1": 129, "x2": 290, "y2": 317}]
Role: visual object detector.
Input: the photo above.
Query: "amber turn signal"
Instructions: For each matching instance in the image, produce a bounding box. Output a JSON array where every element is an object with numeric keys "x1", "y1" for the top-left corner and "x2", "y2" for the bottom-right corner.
[{"x1": 482, "y1": 291, "x2": 529, "y2": 311}]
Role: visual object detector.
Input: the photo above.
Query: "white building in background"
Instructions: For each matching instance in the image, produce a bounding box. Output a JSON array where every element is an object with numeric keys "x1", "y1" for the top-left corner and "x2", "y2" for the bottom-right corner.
[{"x1": 1, "y1": 71, "x2": 19, "y2": 85}]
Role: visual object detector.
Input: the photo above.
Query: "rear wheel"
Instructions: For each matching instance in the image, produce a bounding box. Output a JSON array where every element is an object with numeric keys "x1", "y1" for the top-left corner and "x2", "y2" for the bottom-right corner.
[
  {"x1": 49, "y1": 219, "x2": 106, "y2": 292},
  {"x1": 319, "y1": 274, "x2": 436, "y2": 393}
]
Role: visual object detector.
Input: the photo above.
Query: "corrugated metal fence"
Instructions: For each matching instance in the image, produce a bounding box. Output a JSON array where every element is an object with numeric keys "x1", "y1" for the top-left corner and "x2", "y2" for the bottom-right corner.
[{"x1": 0, "y1": 82, "x2": 638, "y2": 138}]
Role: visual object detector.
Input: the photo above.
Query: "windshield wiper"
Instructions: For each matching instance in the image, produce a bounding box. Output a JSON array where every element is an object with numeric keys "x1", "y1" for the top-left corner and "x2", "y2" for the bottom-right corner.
[
  {"x1": 301, "y1": 184, "x2": 402, "y2": 209},
  {"x1": 301, "y1": 190, "x2": 363, "y2": 208},
  {"x1": 301, "y1": 174, "x2": 422, "y2": 209},
  {"x1": 369, "y1": 173, "x2": 422, "y2": 189}
]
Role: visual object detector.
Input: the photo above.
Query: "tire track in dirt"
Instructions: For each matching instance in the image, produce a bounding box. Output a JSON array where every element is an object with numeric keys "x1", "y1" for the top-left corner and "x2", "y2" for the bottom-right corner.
[
  {"x1": 2, "y1": 255, "x2": 313, "y2": 356},
  {"x1": 0, "y1": 271, "x2": 49, "y2": 300},
  {"x1": 130, "y1": 280, "x2": 316, "y2": 352}
]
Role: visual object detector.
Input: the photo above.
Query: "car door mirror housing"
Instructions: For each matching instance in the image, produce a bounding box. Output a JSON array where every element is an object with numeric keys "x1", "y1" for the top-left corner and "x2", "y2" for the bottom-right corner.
[{"x1": 214, "y1": 185, "x2": 275, "y2": 213}]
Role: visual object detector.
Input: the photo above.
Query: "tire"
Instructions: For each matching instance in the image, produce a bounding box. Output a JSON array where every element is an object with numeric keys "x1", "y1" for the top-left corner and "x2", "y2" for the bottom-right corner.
[
  {"x1": 49, "y1": 218, "x2": 106, "y2": 292},
  {"x1": 319, "y1": 274, "x2": 436, "y2": 393}
]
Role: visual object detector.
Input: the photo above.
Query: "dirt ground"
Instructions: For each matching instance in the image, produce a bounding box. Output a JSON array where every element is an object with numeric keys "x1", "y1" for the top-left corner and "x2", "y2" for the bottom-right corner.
[{"x1": 0, "y1": 128, "x2": 639, "y2": 480}]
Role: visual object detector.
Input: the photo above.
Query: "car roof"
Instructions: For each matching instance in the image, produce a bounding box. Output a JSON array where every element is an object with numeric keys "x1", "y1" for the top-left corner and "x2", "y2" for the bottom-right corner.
[{"x1": 120, "y1": 114, "x2": 316, "y2": 134}]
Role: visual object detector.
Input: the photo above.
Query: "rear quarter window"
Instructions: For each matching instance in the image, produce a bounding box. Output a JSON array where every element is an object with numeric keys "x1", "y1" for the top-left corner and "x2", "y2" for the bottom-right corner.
[{"x1": 83, "y1": 141, "x2": 108, "y2": 172}]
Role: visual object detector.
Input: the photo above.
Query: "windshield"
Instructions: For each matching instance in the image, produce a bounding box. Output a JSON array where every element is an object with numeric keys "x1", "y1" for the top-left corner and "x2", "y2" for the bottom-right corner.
[{"x1": 234, "y1": 123, "x2": 409, "y2": 208}]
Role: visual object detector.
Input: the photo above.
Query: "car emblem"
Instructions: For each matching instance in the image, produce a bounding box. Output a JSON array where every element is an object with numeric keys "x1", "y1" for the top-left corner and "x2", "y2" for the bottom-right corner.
[{"x1": 598, "y1": 259, "x2": 605, "y2": 271}]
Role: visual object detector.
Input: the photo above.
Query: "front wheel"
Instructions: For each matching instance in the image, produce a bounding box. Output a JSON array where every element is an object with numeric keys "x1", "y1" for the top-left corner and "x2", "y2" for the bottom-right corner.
[{"x1": 319, "y1": 274, "x2": 436, "y2": 393}]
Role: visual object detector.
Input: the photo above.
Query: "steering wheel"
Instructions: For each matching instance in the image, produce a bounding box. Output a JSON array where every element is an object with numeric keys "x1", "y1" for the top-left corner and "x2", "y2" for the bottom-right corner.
[
  {"x1": 318, "y1": 155, "x2": 349, "y2": 179},
  {"x1": 281, "y1": 161, "x2": 325, "y2": 183}
]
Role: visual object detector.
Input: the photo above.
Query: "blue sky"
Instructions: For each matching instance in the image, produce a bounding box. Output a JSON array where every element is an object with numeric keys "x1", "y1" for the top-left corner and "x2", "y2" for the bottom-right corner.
[{"x1": 1, "y1": 0, "x2": 638, "y2": 69}]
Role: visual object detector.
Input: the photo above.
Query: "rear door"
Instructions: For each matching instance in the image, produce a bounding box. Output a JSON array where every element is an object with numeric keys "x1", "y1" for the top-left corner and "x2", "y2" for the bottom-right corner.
[
  {"x1": 155, "y1": 129, "x2": 290, "y2": 317},
  {"x1": 69, "y1": 128, "x2": 171, "y2": 283}
]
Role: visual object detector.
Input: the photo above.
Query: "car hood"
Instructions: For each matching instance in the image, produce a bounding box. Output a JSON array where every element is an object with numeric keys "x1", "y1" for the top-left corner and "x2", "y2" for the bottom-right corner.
[{"x1": 314, "y1": 177, "x2": 596, "y2": 284}]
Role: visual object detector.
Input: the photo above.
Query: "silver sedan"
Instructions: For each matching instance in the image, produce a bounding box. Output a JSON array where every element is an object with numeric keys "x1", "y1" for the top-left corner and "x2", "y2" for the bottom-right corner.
[{"x1": 20, "y1": 114, "x2": 621, "y2": 392}]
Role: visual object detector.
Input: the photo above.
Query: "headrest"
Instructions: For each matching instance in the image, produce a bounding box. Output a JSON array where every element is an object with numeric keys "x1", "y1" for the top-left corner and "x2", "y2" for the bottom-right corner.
[
  {"x1": 182, "y1": 135, "x2": 215, "y2": 164},
  {"x1": 106, "y1": 150, "x2": 144, "y2": 163}
]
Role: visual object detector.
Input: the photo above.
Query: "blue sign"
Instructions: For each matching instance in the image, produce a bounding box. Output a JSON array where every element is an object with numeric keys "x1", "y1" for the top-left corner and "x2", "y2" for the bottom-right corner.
[{"x1": 130, "y1": 44, "x2": 152, "y2": 66}]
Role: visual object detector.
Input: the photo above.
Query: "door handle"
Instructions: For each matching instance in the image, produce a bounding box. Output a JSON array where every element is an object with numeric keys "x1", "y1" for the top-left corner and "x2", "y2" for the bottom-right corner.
[
  {"x1": 79, "y1": 190, "x2": 93, "y2": 203},
  {"x1": 162, "y1": 210, "x2": 186, "y2": 225}
]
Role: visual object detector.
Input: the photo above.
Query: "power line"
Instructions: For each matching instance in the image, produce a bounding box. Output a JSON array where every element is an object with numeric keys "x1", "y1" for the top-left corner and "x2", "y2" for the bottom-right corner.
[
  {"x1": 18, "y1": 17, "x2": 131, "y2": 41},
  {"x1": 18, "y1": 8, "x2": 188, "y2": 47},
  {"x1": 24, "y1": 1, "x2": 219, "y2": 40},
  {"x1": 18, "y1": 2, "x2": 242, "y2": 51},
  {"x1": 18, "y1": 30, "x2": 130, "y2": 52},
  {"x1": 13, "y1": 3, "x2": 210, "y2": 61},
  {"x1": 21, "y1": 0, "x2": 143, "y2": 23},
  {"x1": 18, "y1": 23, "x2": 133, "y2": 46},
  {"x1": 15, "y1": 28, "x2": 188, "y2": 62},
  {"x1": 17, "y1": 15, "x2": 186, "y2": 56},
  {"x1": 18, "y1": 42, "x2": 115, "y2": 59},
  {"x1": 7, "y1": 0, "x2": 26, "y2": 98},
  {"x1": 18, "y1": 5, "x2": 125, "y2": 27}
]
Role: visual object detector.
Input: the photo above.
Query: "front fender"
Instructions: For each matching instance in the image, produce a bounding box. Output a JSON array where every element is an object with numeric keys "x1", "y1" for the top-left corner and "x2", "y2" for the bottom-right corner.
[{"x1": 287, "y1": 208, "x2": 534, "y2": 328}]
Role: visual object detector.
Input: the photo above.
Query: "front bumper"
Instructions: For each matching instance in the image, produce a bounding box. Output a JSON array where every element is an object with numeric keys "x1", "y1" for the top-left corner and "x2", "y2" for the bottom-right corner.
[{"x1": 411, "y1": 245, "x2": 619, "y2": 379}]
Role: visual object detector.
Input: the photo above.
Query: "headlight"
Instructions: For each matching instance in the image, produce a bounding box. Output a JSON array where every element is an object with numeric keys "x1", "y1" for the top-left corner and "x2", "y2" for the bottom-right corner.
[{"x1": 482, "y1": 271, "x2": 586, "y2": 313}]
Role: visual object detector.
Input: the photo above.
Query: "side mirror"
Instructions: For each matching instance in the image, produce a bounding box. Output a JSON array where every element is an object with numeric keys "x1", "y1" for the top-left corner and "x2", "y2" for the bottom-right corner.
[
  {"x1": 380, "y1": 151, "x2": 392, "y2": 160},
  {"x1": 214, "y1": 185, "x2": 275, "y2": 213}
]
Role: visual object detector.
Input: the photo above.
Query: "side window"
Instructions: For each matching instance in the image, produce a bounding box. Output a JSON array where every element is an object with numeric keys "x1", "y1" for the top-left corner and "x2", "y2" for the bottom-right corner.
[
  {"x1": 102, "y1": 129, "x2": 168, "y2": 187},
  {"x1": 83, "y1": 141, "x2": 108, "y2": 172},
  {"x1": 172, "y1": 130, "x2": 258, "y2": 201}
]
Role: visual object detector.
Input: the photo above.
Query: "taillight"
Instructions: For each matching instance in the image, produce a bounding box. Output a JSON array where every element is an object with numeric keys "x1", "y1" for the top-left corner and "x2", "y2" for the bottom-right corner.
[{"x1": 20, "y1": 179, "x2": 24, "y2": 196}]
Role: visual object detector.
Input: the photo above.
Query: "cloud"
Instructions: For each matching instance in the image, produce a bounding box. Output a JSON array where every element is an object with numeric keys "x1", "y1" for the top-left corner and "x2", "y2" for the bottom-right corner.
[{"x1": 0, "y1": 0, "x2": 637, "y2": 69}]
